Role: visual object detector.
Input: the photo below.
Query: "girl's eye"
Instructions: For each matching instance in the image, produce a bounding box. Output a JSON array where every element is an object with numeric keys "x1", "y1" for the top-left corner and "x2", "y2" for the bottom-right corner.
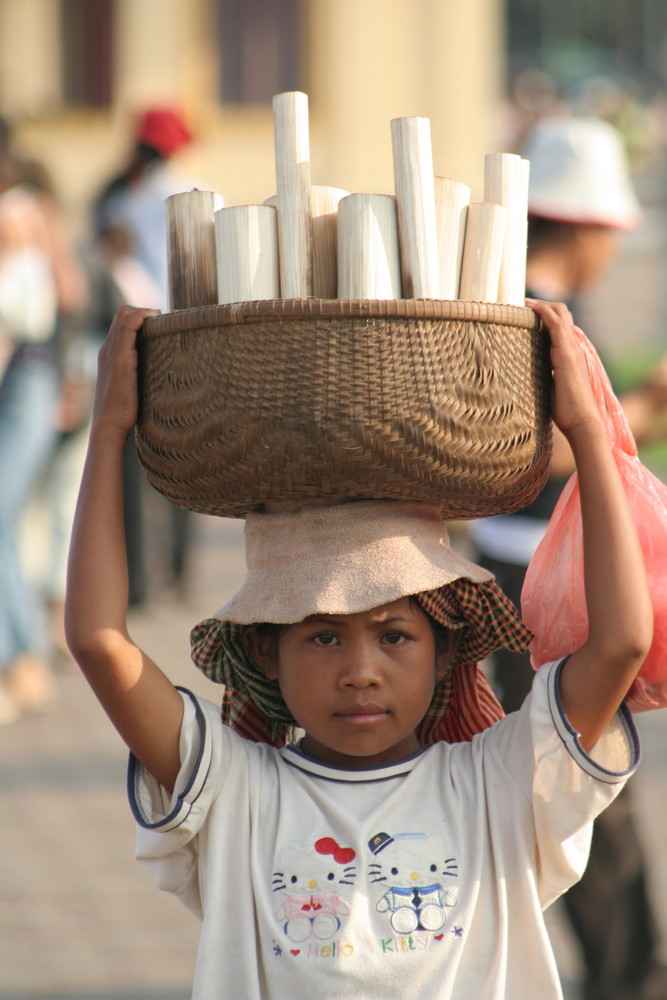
[
  {"x1": 313, "y1": 632, "x2": 339, "y2": 647},
  {"x1": 383, "y1": 631, "x2": 408, "y2": 646}
]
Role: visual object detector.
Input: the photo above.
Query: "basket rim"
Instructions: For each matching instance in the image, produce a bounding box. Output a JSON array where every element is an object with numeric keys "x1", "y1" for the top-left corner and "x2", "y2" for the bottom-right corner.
[{"x1": 143, "y1": 298, "x2": 541, "y2": 337}]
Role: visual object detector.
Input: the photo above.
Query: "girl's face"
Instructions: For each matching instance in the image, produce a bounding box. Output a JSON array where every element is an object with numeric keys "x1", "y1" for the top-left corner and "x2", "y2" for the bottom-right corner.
[{"x1": 246, "y1": 597, "x2": 457, "y2": 767}]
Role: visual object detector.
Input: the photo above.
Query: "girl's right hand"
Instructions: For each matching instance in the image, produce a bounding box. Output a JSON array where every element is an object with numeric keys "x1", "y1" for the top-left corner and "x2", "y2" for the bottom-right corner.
[{"x1": 93, "y1": 306, "x2": 160, "y2": 434}]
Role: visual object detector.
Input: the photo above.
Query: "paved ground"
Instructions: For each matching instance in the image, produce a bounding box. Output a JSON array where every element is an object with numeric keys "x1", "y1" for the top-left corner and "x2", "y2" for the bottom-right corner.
[
  {"x1": 0, "y1": 513, "x2": 246, "y2": 1000},
  {"x1": 2, "y1": 162, "x2": 667, "y2": 999},
  {"x1": 1, "y1": 508, "x2": 666, "y2": 1000}
]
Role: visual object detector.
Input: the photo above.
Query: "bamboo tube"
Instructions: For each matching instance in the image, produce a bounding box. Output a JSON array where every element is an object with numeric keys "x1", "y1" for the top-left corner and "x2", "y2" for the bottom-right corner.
[
  {"x1": 337, "y1": 193, "x2": 402, "y2": 300},
  {"x1": 165, "y1": 189, "x2": 223, "y2": 310},
  {"x1": 272, "y1": 91, "x2": 313, "y2": 298},
  {"x1": 265, "y1": 185, "x2": 349, "y2": 298},
  {"x1": 214, "y1": 205, "x2": 280, "y2": 305},
  {"x1": 311, "y1": 185, "x2": 348, "y2": 298},
  {"x1": 458, "y1": 202, "x2": 508, "y2": 302},
  {"x1": 390, "y1": 116, "x2": 440, "y2": 298},
  {"x1": 516, "y1": 157, "x2": 530, "y2": 300},
  {"x1": 483, "y1": 153, "x2": 530, "y2": 306},
  {"x1": 434, "y1": 177, "x2": 470, "y2": 299}
]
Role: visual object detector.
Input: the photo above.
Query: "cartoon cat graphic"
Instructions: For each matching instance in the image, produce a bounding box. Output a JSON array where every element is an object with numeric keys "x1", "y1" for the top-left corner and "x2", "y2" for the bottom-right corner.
[
  {"x1": 368, "y1": 831, "x2": 458, "y2": 934},
  {"x1": 272, "y1": 836, "x2": 357, "y2": 942}
]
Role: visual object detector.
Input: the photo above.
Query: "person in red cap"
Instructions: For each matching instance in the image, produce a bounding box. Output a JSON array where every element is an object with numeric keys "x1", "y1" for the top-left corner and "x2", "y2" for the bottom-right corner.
[
  {"x1": 135, "y1": 107, "x2": 192, "y2": 160},
  {"x1": 91, "y1": 107, "x2": 197, "y2": 608},
  {"x1": 93, "y1": 106, "x2": 193, "y2": 311}
]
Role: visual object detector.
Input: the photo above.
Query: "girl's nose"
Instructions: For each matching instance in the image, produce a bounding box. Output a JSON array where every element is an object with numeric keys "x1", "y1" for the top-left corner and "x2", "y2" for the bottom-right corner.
[{"x1": 339, "y1": 644, "x2": 382, "y2": 687}]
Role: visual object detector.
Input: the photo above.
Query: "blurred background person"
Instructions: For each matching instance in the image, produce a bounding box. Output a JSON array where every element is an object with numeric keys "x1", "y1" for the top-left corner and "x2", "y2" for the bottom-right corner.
[
  {"x1": 92, "y1": 107, "x2": 196, "y2": 607},
  {"x1": 0, "y1": 118, "x2": 87, "y2": 723},
  {"x1": 34, "y1": 221, "x2": 151, "y2": 668},
  {"x1": 469, "y1": 114, "x2": 667, "y2": 1000}
]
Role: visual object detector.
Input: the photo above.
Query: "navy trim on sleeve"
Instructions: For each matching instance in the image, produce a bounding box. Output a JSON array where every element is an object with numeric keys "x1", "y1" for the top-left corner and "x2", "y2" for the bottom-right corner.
[
  {"x1": 127, "y1": 687, "x2": 213, "y2": 830},
  {"x1": 547, "y1": 659, "x2": 641, "y2": 783}
]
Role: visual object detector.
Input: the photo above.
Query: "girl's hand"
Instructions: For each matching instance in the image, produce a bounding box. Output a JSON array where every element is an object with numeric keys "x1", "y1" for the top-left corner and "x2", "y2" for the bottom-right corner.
[
  {"x1": 527, "y1": 298, "x2": 603, "y2": 445},
  {"x1": 93, "y1": 306, "x2": 159, "y2": 435}
]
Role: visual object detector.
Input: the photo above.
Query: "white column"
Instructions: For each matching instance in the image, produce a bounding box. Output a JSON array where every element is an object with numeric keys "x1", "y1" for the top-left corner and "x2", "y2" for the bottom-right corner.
[
  {"x1": 305, "y1": 0, "x2": 506, "y2": 199},
  {"x1": 0, "y1": 0, "x2": 62, "y2": 114},
  {"x1": 423, "y1": 0, "x2": 506, "y2": 196},
  {"x1": 306, "y1": 0, "x2": 423, "y2": 193},
  {"x1": 114, "y1": 0, "x2": 190, "y2": 106}
]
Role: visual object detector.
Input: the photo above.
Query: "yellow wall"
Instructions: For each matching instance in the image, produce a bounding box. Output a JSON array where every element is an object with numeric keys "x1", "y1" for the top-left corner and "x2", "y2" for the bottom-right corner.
[{"x1": 0, "y1": 0, "x2": 506, "y2": 229}]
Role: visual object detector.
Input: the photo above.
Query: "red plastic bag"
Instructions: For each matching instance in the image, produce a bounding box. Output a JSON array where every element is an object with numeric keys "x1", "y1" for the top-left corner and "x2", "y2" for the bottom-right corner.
[{"x1": 521, "y1": 326, "x2": 667, "y2": 712}]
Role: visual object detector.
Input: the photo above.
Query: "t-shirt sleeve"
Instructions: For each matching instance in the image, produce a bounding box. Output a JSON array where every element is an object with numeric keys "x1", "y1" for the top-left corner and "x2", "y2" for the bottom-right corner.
[
  {"x1": 127, "y1": 688, "x2": 229, "y2": 919},
  {"x1": 495, "y1": 659, "x2": 641, "y2": 907}
]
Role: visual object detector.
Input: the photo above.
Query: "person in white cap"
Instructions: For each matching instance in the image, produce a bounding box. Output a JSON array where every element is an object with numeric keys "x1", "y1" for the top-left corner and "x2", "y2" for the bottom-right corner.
[
  {"x1": 472, "y1": 115, "x2": 666, "y2": 706},
  {"x1": 525, "y1": 114, "x2": 642, "y2": 231},
  {"x1": 63, "y1": 301, "x2": 652, "y2": 1000},
  {"x1": 470, "y1": 114, "x2": 667, "y2": 1000}
]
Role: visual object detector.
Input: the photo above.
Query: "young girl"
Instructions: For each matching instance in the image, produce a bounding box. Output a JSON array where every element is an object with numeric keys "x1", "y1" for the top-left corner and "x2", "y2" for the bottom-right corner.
[{"x1": 65, "y1": 300, "x2": 652, "y2": 999}]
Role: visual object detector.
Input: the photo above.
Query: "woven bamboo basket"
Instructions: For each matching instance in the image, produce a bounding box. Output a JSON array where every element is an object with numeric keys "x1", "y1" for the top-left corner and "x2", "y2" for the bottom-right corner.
[{"x1": 136, "y1": 298, "x2": 552, "y2": 519}]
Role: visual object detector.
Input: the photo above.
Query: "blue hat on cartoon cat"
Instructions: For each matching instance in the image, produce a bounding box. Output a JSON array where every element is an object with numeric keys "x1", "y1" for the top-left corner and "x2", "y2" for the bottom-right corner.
[{"x1": 369, "y1": 832, "x2": 394, "y2": 856}]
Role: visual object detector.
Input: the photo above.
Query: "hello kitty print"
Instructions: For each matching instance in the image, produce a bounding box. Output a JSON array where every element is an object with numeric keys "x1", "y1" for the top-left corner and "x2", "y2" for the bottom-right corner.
[
  {"x1": 272, "y1": 837, "x2": 357, "y2": 945},
  {"x1": 270, "y1": 829, "x2": 463, "y2": 962},
  {"x1": 367, "y1": 831, "x2": 458, "y2": 934}
]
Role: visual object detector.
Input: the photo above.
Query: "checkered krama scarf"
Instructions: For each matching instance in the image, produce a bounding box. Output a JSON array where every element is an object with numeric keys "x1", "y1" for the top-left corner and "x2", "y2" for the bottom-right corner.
[{"x1": 190, "y1": 577, "x2": 532, "y2": 746}]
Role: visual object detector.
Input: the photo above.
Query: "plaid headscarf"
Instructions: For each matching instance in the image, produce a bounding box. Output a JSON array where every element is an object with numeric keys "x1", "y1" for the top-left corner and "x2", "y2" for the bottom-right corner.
[{"x1": 190, "y1": 577, "x2": 532, "y2": 746}]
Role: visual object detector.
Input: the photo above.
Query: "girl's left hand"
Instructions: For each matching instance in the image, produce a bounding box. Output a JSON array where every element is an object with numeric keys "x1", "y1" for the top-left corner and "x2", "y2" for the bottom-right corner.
[{"x1": 527, "y1": 298, "x2": 603, "y2": 444}]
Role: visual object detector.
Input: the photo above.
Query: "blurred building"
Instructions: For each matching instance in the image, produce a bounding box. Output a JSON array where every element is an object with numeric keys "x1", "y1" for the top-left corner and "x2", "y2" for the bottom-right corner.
[
  {"x1": 0, "y1": 0, "x2": 506, "y2": 226},
  {"x1": 507, "y1": 0, "x2": 667, "y2": 93}
]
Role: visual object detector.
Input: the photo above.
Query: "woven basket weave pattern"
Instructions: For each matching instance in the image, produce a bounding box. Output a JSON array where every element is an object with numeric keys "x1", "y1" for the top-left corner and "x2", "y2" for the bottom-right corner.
[{"x1": 136, "y1": 299, "x2": 551, "y2": 519}]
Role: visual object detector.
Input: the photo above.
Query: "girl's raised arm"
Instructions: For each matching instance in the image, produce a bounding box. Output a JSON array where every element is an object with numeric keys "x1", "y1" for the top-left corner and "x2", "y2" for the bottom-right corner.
[
  {"x1": 65, "y1": 307, "x2": 185, "y2": 791},
  {"x1": 529, "y1": 300, "x2": 653, "y2": 750}
]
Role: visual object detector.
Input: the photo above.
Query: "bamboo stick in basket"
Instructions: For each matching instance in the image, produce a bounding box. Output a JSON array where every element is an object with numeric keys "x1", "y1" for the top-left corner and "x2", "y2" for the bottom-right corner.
[
  {"x1": 337, "y1": 193, "x2": 402, "y2": 300},
  {"x1": 434, "y1": 177, "x2": 470, "y2": 300},
  {"x1": 484, "y1": 153, "x2": 530, "y2": 306},
  {"x1": 390, "y1": 116, "x2": 440, "y2": 298},
  {"x1": 272, "y1": 91, "x2": 313, "y2": 298},
  {"x1": 165, "y1": 189, "x2": 223, "y2": 310},
  {"x1": 311, "y1": 185, "x2": 348, "y2": 298},
  {"x1": 458, "y1": 202, "x2": 508, "y2": 302},
  {"x1": 214, "y1": 205, "x2": 280, "y2": 305},
  {"x1": 266, "y1": 185, "x2": 349, "y2": 299}
]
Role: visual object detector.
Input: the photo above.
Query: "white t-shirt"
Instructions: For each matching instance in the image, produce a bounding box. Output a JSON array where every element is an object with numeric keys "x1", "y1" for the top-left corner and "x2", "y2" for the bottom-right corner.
[
  {"x1": 0, "y1": 186, "x2": 57, "y2": 343},
  {"x1": 99, "y1": 163, "x2": 193, "y2": 310},
  {"x1": 0, "y1": 247, "x2": 56, "y2": 343},
  {"x1": 129, "y1": 660, "x2": 639, "y2": 1000}
]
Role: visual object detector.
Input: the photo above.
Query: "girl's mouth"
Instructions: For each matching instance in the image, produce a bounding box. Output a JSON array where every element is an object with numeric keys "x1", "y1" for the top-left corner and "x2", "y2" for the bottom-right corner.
[{"x1": 335, "y1": 704, "x2": 389, "y2": 726}]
